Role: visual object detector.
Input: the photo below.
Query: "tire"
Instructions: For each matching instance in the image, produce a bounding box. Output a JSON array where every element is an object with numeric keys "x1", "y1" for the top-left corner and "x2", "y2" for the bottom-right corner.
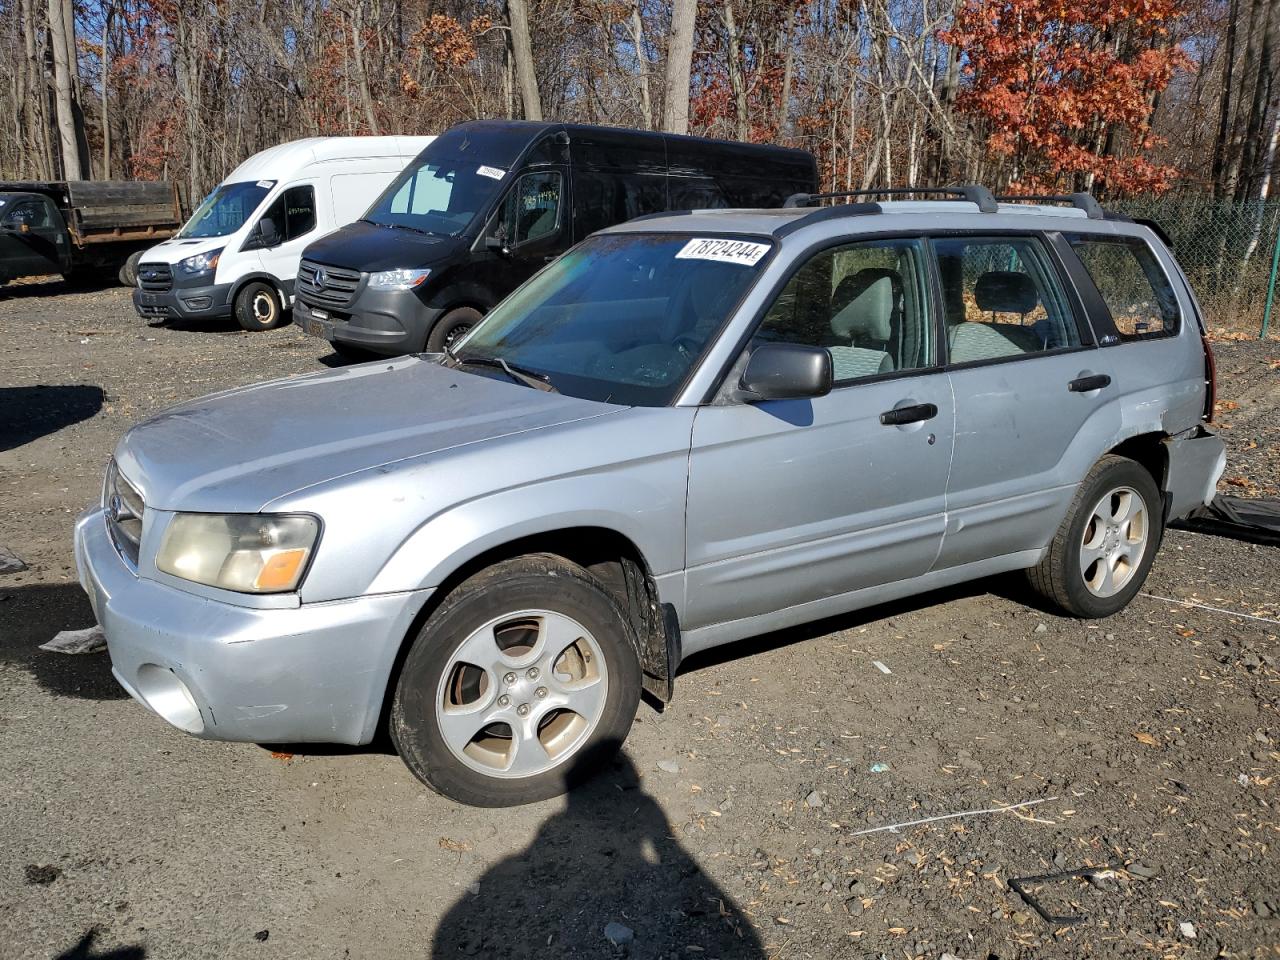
[
  {"x1": 234, "y1": 280, "x2": 284, "y2": 332},
  {"x1": 119, "y1": 251, "x2": 143, "y2": 287},
  {"x1": 425, "y1": 306, "x2": 483, "y2": 353},
  {"x1": 390, "y1": 553, "x2": 642, "y2": 806},
  {"x1": 1027, "y1": 455, "x2": 1163, "y2": 618}
]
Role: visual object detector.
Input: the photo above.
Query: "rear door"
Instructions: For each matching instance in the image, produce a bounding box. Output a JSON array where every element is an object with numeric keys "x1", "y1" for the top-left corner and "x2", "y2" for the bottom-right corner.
[
  {"x1": 684, "y1": 236, "x2": 954, "y2": 633},
  {"x1": 934, "y1": 233, "x2": 1103, "y2": 569}
]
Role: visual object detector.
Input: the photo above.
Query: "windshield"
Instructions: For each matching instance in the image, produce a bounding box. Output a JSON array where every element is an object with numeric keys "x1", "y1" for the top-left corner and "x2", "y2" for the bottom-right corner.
[
  {"x1": 363, "y1": 159, "x2": 506, "y2": 236},
  {"x1": 452, "y1": 233, "x2": 774, "y2": 406},
  {"x1": 178, "y1": 180, "x2": 274, "y2": 239}
]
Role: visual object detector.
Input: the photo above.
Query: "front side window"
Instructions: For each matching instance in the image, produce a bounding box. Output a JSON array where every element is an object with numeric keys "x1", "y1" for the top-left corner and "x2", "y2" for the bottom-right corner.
[
  {"x1": 179, "y1": 181, "x2": 274, "y2": 239},
  {"x1": 255, "y1": 185, "x2": 317, "y2": 246},
  {"x1": 2, "y1": 199, "x2": 49, "y2": 227},
  {"x1": 453, "y1": 233, "x2": 772, "y2": 406},
  {"x1": 933, "y1": 235, "x2": 1082, "y2": 363},
  {"x1": 1067, "y1": 234, "x2": 1179, "y2": 340},
  {"x1": 491, "y1": 171, "x2": 562, "y2": 247},
  {"x1": 754, "y1": 238, "x2": 934, "y2": 383}
]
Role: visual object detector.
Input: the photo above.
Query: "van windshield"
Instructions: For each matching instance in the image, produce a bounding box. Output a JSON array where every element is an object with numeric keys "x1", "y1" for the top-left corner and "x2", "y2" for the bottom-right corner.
[
  {"x1": 363, "y1": 160, "x2": 505, "y2": 236},
  {"x1": 451, "y1": 233, "x2": 774, "y2": 406},
  {"x1": 178, "y1": 180, "x2": 274, "y2": 239}
]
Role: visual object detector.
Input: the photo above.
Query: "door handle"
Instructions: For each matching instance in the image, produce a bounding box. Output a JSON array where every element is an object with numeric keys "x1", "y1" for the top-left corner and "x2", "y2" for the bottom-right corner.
[
  {"x1": 1068, "y1": 374, "x2": 1111, "y2": 393},
  {"x1": 879, "y1": 402, "x2": 938, "y2": 426}
]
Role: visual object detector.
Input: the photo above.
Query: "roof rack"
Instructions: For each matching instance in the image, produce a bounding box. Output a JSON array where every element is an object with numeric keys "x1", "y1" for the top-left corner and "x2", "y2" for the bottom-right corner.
[
  {"x1": 783, "y1": 185, "x2": 998, "y2": 213},
  {"x1": 995, "y1": 192, "x2": 1104, "y2": 220}
]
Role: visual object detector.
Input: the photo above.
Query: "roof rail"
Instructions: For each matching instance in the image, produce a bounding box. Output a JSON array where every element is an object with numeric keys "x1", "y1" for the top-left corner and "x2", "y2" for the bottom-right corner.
[
  {"x1": 995, "y1": 192, "x2": 1105, "y2": 220},
  {"x1": 783, "y1": 185, "x2": 998, "y2": 213},
  {"x1": 774, "y1": 202, "x2": 883, "y2": 237}
]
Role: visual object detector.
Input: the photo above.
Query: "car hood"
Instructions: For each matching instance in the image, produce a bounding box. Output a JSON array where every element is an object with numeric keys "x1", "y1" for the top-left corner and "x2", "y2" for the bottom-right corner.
[
  {"x1": 114, "y1": 357, "x2": 621, "y2": 512},
  {"x1": 302, "y1": 220, "x2": 466, "y2": 272}
]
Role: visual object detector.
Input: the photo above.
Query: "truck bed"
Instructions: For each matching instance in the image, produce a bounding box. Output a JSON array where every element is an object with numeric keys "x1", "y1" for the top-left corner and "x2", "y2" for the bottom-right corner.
[{"x1": 0, "y1": 180, "x2": 182, "y2": 245}]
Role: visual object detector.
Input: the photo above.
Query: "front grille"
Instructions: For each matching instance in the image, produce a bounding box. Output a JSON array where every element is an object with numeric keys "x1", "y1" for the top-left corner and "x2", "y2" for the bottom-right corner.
[
  {"x1": 105, "y1": 461, "x2": 144, "y2": 566},
  {"x1": 138, "y1": 262, "x2": 172, "y2": 292},
  {"x1": 297, "y1": 259, "x2": 362, "y2": 308}
]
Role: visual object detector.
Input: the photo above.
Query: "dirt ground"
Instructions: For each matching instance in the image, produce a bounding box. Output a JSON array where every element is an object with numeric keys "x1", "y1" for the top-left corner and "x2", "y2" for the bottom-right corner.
[{"x1": 0, "y1": 278, "x2": 1277, "y2": 960}]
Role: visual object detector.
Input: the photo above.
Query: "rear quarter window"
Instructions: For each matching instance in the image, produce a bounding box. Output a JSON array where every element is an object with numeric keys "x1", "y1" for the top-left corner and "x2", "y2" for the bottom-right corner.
[{"x1": 1067, "y1": 234, "x2": 1179, "y2": 341}]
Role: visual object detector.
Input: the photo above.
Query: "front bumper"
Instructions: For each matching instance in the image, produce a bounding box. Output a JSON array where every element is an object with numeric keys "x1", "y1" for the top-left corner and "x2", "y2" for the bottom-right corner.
[
  {"x1": 133, "y1": 281, "x2": 233, "y2": 321},
  {"x1": 74, "y1": 507, "x2": 431, "y2": 745},
  {"x1": 295, "y1": 290, "x2": 439, "y2": 356}
]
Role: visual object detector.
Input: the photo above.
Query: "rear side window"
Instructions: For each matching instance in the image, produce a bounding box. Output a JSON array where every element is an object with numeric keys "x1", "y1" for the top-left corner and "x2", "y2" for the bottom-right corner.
[
  {"x1": 1067, "y1": 235, "x2": 1179, "y2": 340},
  {"x1": 933, "y1": 235, "x2": 1082, "y2": 364}
]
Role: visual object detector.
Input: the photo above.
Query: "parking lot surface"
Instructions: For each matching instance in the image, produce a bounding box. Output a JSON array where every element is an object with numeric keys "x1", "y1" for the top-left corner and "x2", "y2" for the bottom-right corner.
[{"x1": 1, "y1": 280, "x2": 1278, "y2": 959}]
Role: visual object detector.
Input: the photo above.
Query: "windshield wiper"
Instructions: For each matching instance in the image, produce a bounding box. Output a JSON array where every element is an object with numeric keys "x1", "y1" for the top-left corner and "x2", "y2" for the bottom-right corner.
[{"x1": 449, "y1": 353, "x2": 558, "y2": 393}]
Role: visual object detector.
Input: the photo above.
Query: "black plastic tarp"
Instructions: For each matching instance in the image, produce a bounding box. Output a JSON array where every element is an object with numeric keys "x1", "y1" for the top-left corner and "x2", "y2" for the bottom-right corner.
[{"x1": 1173, "y1": 495, "x2": 1280, "y2": 547}]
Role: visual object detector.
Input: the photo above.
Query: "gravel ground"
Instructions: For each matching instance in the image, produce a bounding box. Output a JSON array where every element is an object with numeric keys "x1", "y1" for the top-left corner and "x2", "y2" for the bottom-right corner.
[{"x1": 0, "y1": 279, "x2": 1277, "y2": 960}]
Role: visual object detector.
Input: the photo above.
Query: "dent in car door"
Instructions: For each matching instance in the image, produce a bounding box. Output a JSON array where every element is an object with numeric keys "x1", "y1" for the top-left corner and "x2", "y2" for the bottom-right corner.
[
  {"x1": 934, "y1": 233, "x2": 1105, "y2": 568},
  {"x1": 683, "y1": 235, "x2": 953, "y2": 634}
]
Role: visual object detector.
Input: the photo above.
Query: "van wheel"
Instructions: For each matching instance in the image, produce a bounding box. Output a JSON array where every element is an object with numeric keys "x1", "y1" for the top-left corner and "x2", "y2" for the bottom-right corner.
[
  {"x1": 1027, "y1": 455, "x2": 1163, "y2": 618},
  {"x1": 426, "y1": 306, "x2": 483, "y2": 353},
  {"x1": 390, "y1": 554, "x2": 641, "y2": 807},
  {"x1": 235, "y1": 281, "x2": 284, "y2": 332}
]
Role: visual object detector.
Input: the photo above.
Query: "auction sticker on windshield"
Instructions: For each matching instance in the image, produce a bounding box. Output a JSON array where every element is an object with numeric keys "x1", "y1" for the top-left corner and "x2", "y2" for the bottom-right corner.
[
  {"x1": 477, "y1": 166, "x2": 506, "y2": 180},
  {"x1": 675, "y1": 238, "x2": 770, "y2": 266}
]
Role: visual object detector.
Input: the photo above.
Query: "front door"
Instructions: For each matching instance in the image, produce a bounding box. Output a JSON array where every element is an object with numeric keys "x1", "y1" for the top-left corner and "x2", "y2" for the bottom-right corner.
[
  {"x1": 0, "y1": 196, "x2": 65, "y2": 278},
  {"x1": 684, "y1": 236, "x2": 954, "y2": 632},
  {"x1": 251, "y1": 183, "x2": 319, "y2": 298},
  {"x1": 477, "y1": 168, "x2": 568, "y2": 300},
  {"x1": 932, "y1": 233, "x2": 1105, "y2": 569}
]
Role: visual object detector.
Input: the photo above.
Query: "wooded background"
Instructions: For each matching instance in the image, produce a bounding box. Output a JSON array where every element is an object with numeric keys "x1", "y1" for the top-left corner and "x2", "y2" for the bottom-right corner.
[{"x1": 0, "y1": 0, "x2": 1276, "y2": 207}]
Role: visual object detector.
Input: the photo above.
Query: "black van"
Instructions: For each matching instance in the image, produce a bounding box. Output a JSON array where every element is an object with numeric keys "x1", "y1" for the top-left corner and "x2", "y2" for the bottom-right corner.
[{"x1": 294, "y1": 120, "x2": 818, "y2": 357}]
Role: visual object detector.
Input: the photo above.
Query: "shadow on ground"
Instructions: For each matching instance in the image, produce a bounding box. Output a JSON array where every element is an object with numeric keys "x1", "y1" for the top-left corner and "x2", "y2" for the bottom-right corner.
[
  {"x1": 430, "y1": 744, "x2": 764, "y2": 959},
  {"x1": 0, "y1": 385, "x2": 104, "y2": 453},
  {"x1": 54, "y1": 929, "x2": 145, "y2": 960},
  {"x1": 0, "y1": 581, "x2": 125, "y2": 700}
]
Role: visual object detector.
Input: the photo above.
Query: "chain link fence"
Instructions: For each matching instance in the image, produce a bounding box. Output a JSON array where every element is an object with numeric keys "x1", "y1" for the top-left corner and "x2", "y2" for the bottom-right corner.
[{"x1": 1114, "y1": 196, "x2": 1280, "y2": 338}]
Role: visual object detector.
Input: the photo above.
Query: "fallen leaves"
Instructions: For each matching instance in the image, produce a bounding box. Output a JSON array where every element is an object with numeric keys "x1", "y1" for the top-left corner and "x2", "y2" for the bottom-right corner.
[{"x1": 1133, "y1": 731, "x2": 1161, "y2": 747}]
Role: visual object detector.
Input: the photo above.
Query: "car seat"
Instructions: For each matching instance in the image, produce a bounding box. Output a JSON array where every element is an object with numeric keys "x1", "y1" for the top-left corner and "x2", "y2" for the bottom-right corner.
[{"x1": 828, "y1": 269, "x2": 896, "y2": 379}]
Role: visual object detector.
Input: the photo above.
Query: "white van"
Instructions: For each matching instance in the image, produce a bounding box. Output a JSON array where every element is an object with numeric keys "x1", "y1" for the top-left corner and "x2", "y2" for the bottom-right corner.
[{"x1": 132, "y1": 136, "x2": 433, "y2": 331}]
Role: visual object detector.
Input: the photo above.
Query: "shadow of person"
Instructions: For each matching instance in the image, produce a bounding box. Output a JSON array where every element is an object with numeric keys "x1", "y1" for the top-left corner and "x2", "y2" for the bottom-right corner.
[
  {"x1": 431, "y1": 744, "x2": 765, "y2": 959},
  {"x1": 54, "y1": 928, "x2": 145, "y2": 959}
]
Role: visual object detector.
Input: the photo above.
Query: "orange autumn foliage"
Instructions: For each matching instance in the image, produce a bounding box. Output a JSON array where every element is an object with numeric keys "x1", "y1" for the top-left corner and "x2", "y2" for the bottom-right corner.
[{"x1": 940, "y1": 0, "x2": 1193, "y2": 194}]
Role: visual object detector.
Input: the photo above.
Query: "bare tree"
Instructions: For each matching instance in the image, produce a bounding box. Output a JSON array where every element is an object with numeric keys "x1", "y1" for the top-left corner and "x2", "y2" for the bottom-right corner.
[
  {"x1": 507, "y1": 0, "x2": 542, "y2": 120},
  {"x1": 47, "y1": 0, "x2": 82, "y2": 179},
  {"x1": 663, "y1": 0, "x2": 696, "y2": 134}
]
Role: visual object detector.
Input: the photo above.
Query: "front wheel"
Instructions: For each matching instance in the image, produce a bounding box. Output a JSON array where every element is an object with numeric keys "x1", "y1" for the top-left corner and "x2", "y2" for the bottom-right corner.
[
  {"x1": 390, "y1": 554, "x2": 642, "y2": 806},
  {"x1": 425, "y1": 306, "x2": 483, "y2": 353},
  {"x1": 234, "y1": 281, "x2": 284, "y2": 332},
  {"x1": 1027, "y1": 455, "x2": 1163, "y2": 618}
]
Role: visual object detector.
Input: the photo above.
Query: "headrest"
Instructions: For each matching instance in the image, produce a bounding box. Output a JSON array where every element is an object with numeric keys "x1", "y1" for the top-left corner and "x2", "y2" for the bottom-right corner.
[
  {"x1": 831, "y1": 269, "x2": 896, "y2": 342},
  {"x1": 974, "y1": 271, "x2": 1039, "y2": 315}
]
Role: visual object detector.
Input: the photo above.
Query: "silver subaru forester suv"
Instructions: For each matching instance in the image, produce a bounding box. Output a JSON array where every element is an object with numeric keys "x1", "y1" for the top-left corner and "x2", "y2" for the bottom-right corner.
[{"x1": 76, "y1": 188, "x2": 1226, "y2": 806}]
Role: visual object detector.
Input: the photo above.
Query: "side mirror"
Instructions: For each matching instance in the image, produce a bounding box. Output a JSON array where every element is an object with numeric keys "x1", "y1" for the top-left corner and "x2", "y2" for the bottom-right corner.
[
  {"x1": 736, "y1": 343, "x2": 833, "y2": 402},
  {"x1": 484, "y1": 235, "x2": 511, "y2": 257},
  {"x1": 257, "y1": 217, "x2": 281, "y2": 247}
]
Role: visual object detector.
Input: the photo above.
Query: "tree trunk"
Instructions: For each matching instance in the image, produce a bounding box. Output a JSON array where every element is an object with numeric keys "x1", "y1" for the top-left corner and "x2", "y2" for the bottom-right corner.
[
  {"x1": 662, "y1": 0, "x2": 696, "y2": 134},
  {"x1": 47, "y1": 0, "x2": 81, "y2": 179},
  {"x1": 1223, "y1": 0, "x2": 1272, "y2": 198},
  {"x1": 101, "y1": 2, "x2": 114, "y2": 179},
  {"x1": 350, "y1": 5, "x2": 380, "y2": 134},
  {"x1": 722, "y1": 2, "x2": 750, "y2": 141},
  {"x1": 506, "y1": 0, "x2": 542, "y2": 121},
  {"x1": 1210, "y1": 0, "x2": 1240, "y2": 198},
  {"x1": 629, "y1": 0, "x2": 653, "y2": 130},
  {"x1": 1234, "y1": 0, "x2": 1276, "y2": 201}
]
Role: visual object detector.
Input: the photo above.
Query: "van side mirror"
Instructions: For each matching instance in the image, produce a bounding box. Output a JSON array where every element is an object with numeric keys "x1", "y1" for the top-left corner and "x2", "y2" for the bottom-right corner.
[
  {"x1": 485, "y1": 235, "x2": 511, "y2": 257},
  {"x1": 257, "y1": 216, "x2": 281, "y2": 248},
  {"x1": 736, "y1": 343, "x2": 833, "y2": 402}
]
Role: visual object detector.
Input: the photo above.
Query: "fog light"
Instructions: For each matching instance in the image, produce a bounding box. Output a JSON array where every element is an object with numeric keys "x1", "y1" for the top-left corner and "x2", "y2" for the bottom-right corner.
[
  {"x1": 134, "y1": 663, "x2": 204, "y2": 733},
  {"x1": 182, "y1": 296, "x2": 212, "y2": 310}
]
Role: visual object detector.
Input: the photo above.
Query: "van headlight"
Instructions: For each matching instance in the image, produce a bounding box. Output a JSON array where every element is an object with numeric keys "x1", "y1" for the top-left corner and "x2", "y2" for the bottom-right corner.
[
  {"x1": 177, "y1": 248, "x2": 223, "y2": 275},
  {"x1": 368, "y1": 267, "x2": 430, "y2": 290},
  {"x1": 156, "y1": 514, "x2": 319, "y2": 593}
]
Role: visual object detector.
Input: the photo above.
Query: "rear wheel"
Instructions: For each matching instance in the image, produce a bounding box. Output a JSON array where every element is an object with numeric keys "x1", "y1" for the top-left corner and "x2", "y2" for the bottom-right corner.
[
  {"x1": 425, "y1": 306, "x2": 483, "y2": 353},
  {"x1": 390, "y1": 554, "x2": 641, "y2": 806},
  {"x1": 118, "y1": 251, "x2": 143, "y2": 287},
  {"x1": 234, "y1": 281, "x2": 284, "y2": 332},
  {"x1": 1027, "y1": 455, "x2": 1162, "y2": 618}
]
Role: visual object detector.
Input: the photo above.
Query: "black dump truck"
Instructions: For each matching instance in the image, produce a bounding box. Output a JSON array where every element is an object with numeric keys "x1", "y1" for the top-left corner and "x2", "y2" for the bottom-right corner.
[{"x1": 0, "y1": 180, "x2": 183, "y2": 288}]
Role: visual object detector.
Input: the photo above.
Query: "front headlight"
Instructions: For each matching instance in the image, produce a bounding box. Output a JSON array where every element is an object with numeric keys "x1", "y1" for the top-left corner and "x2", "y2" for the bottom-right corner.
[
  {"x1": 368, "y1": 267, "x2": 430, "y2": 290},
  {"x1": 156, "y1": 514, "x2": 319, "y2": 594},
  {"x1": 177, "y1": 248, "x2": 223, "y2": 275}
]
